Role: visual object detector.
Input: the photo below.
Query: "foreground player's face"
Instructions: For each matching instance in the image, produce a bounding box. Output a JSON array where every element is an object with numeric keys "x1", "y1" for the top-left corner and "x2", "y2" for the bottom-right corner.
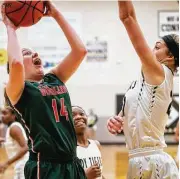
[
  {"x1": 72, "y1": 107, "x2": 87, "y2": 134},
  {"x1": 153, "y1": 40, "x2": 173, "y2": 64},
  {"x1": 22, "y1": 48, "x2": 44, "y2": 81},
  {"x1": 1, "y1": 108, "x2": 15, "y2": 125}
]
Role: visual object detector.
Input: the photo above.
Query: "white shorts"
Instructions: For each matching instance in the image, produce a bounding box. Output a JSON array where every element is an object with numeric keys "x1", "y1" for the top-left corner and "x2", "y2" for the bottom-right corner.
[{"x1": 127, "y1": 147, "x2": 179, "y2": 179}]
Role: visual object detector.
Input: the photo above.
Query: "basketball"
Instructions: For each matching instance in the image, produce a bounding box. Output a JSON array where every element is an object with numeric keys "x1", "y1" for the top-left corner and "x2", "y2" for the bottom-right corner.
[{"x1": 4, "y1": 1, "x2": 45, "y2": 27}]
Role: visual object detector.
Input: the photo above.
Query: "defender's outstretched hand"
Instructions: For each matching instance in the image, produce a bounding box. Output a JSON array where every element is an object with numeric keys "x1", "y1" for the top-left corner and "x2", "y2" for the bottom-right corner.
[{"x1": 107, "y1": 115, "x2": 124, "y2": 135}]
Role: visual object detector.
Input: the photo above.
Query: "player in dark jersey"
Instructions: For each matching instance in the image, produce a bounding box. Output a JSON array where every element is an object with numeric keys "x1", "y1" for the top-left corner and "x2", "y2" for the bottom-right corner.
[{"x1": 1, "y1": 1, "x2": 87, "y2": 179}]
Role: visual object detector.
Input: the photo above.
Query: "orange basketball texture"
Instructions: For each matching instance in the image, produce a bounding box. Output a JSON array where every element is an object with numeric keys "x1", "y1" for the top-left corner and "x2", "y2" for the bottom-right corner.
[{"x1": 4, "y1": 1, "x2": 45, "y2": 27}]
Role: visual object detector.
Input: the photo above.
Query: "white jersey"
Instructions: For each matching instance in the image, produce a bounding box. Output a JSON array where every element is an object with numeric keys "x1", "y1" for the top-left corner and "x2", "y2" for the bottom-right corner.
[
  {"x1": 77, "y1": 140, "x2": 103, "y2": 179},
  {"x1": 5, "y1": 122, "x2": 29, "y2": 179},
  {"x1": 122, "y1": 65, "x2": 178, "y2": 178},
  {"x1": 123, "y1": 65, "x2": 173, "y2": 150}
]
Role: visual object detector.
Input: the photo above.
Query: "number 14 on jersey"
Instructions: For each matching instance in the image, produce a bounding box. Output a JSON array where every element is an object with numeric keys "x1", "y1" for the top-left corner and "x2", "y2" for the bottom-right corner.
[{"x1": 52, "y1": 98, "x2": 69, "y2": 122}]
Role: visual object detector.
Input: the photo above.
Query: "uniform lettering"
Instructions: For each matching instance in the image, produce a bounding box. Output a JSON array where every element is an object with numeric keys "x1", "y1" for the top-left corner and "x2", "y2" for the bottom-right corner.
[
  {"x1": 89, "y1": 157, "x2": 93, "y2": 166},
  {"x1": 79, "y1": 156, "x2": 103, "y2": 169},
  {"x1": 89, "y1": 157, "x2": 102, "y2": 167},
  {"x1": 80, "y1": 158, "x2": 88, "y2": 168},
  {"x1": 38, "y1": 85, "x2": 67, "y2": 96}
]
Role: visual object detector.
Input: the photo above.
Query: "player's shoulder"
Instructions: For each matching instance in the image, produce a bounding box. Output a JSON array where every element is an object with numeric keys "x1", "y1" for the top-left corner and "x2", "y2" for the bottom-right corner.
[
  {"x1": 9, "y1": 122, "x2": 24, "y2": 135},
  {"x1": 94, "y1": 140, "x2": 100, "y2": 146},
  {"x1": 10, "y1": 122, "x2": 23, "y2": 129},
  {"x1": 89, "y1": 139, "x2": 101, "y2": 150},
  {"x1": 162, "y1": 64, "x2": 174, "y2": 76},
  {"x1": 161, "y1": 64, "x2": 174, "y2": 88},
  {"x1": 43, "y1": 73, "x2": 64, "y2": 85}
]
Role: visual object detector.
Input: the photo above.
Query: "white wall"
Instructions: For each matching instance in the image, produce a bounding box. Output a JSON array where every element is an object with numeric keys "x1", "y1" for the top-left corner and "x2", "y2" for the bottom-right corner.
[
  {"x1": 63, "y1": 1, "x2": 179, "y2": 116},
  {"x1": 0, "y1": 1, "x2": 179, "y2": 116}
]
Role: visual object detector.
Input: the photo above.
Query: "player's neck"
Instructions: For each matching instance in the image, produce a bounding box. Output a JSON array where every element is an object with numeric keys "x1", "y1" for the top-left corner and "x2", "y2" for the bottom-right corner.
[
  {"x1": 25, "y1": 75, "x2": 44, "y2": 83},
  {"x1": 77, "y1": 133, "x2": 89, "y2": 147},
  {"x1": 26, "y1": 78, "x2": 42, "y2": 83}
]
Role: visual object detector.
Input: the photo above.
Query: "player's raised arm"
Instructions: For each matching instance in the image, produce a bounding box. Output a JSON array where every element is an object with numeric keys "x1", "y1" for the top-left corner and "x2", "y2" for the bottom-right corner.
[
  {"x1": 118, "y1": 1, "x2": 165, "y2": 85},
  {"x1": 45, "y1": 1, "x2": 87, "y2": 83},
  {"x1": 1, "y1": 5, "x2": 25, "y2": 105}
]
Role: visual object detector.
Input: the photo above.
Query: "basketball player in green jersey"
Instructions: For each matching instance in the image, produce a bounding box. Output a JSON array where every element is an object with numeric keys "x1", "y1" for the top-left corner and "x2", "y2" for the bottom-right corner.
[{"x1": 1, "y1": 1, "x2": 87, "y2": 179}]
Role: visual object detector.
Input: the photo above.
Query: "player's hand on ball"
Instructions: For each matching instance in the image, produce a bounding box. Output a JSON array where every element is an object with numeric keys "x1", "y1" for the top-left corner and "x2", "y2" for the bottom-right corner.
[
  {"x1": 85, "y1": 163, "x2": 101, "y2": 179},
  {"x1": 1, "y1": 4, "x2": 18, "y2": 30},
  {"x1": 107, "y1": 115, "x2": 124, "y2": 135},
  {"x1": 44, "y1": 1, "x2": 58, "y2": 18}
]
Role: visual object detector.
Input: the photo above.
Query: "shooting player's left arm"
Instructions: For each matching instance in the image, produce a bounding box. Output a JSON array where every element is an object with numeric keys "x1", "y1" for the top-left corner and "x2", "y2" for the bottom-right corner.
[
  {"x1": 49, "y1": 9, "x2": 87, "y2": 83},
  {"x1": 50, "y1": 49, "x2": 87, "y2": 83}
]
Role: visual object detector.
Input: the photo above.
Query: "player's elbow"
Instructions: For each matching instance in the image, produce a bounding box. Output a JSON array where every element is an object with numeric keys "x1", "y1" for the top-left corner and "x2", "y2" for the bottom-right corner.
[
  {"x1": 9, "y1": 60, "x2": 25, "y2": 78},
  {"x1": 11, "y1": 60, "x2": 24, "y2": 72},
  {"x1": 119, "y1": 14, "x2": 135, "y2": 24},
  {"x1": 120, "y1": 15, "x2": 129, "y2": 23},
  {"x1": 77, "y1": 47, "x2": 87, "y2": 57}
]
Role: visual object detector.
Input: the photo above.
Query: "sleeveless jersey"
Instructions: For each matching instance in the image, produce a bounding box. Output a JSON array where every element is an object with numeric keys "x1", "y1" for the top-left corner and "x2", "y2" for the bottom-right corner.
[
  {"x1": 5, "y1": 122, "x2": 29, "y2": 166},
  {"x1": 13, "y1": 73, "x2": 77, "y2": 160},
  {"x1": 77, "y1": 140, "x2": 103, "y2": 179},
  {"x1": 122, "y1": 65, "x2": 173, "y2": 150}
]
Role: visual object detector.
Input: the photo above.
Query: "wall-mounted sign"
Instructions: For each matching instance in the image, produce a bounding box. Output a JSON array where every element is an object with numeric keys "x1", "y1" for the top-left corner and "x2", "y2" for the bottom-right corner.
[
  {"x1": 86, "y1": 37, "x2": 108, "y2": 62},
  {"x1": 158, "y1": 11, "x2": 179, "y2": 37}
]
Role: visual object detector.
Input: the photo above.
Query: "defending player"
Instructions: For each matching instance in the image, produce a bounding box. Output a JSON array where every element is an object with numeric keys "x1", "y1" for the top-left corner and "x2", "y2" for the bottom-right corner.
[{"x1": 107, "y1": 1, "x2": 179, "y2": 178}]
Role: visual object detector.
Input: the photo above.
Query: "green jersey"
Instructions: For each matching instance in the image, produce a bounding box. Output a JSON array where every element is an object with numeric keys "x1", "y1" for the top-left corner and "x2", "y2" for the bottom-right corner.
[{"x1": 14, "y1": 73, "x2": 77, "y2": 160}]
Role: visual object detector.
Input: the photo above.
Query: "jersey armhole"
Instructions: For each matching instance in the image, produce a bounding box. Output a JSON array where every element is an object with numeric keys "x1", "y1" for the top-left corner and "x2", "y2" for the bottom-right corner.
[
  {"x1": 142, "y1": 65, "x2": 172, "y2": 90},
  {"x1": 94, "y1": 140, "x2": 101, "y2": 151}
]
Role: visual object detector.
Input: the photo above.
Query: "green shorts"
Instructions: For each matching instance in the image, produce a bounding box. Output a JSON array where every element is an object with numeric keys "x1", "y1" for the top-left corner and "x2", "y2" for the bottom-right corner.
[{"x1": 24, "y1": 153, "x2": 86, "y2": 179}]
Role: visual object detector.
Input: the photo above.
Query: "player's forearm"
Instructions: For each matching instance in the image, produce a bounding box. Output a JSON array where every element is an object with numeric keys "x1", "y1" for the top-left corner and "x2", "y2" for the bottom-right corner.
[
  {"x1": 5, "y1": 146, "x2": 28, "y2": 166},
  {"x1": 118, "y1": 1, "x2": 136, "y2": 21},
  {"x1": 7, "y1": 27, "x2": 23, "y2": 66},
  {"x1": 52, "y1": 11, "x2": 87, "y2": 54}
]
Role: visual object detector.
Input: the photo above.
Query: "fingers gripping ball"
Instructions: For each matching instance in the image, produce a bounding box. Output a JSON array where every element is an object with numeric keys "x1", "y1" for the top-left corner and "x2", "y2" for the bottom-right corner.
[{"x1": 4, "y1": 1, "x2": 45, "y2": 27}]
